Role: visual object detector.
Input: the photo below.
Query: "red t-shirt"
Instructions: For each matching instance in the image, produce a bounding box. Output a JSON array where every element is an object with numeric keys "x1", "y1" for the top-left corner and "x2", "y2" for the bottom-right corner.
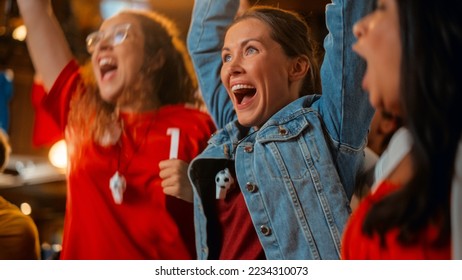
[
  {"x1": 215, "y1": 171, "x2": 265, "y2": 260},
  {"x1": 45, "y1": 60, "x2": 215, "y2": 259},
  {"x1": 341, "y1": 180, "x2": 451, "y2": 259}
]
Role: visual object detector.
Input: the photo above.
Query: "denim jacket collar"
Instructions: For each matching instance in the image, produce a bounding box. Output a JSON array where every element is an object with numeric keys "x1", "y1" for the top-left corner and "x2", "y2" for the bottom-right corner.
[{"x1": 210, "y1": 95, "x2": 319, "y2": 146}]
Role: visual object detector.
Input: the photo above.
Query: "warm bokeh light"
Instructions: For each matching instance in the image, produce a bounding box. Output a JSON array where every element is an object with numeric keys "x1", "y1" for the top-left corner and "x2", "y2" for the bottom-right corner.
[
  {"x1": 20, "y1": 202, "x2": 32, "y2": 215},
  {"x1": 12, "y1": 25, "x2": 27, "y2": 41},
  {"x1": 52, "y1": 244, "x2": 62, "y2": 252},
  {"x1": 100, "y1": 0, "x2": 150, "y2": 19},
  {"x1": 48, "y1": 139, "x2": 68, "y2": 169}
]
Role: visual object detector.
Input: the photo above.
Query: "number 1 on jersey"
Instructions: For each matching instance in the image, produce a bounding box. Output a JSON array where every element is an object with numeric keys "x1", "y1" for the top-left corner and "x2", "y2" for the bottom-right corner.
[{"x1": 167, "y1": 128, "x2": 180, "y2": 159}]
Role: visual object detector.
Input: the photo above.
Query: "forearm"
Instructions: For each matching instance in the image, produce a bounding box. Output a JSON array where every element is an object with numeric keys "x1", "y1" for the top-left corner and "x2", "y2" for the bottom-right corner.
[
  {"x1": 17, "y1": 0, "x2": 73, "y2": 91},
  {"x1": 187, "y1": 0, "x2": 240, "y2": 128},
  {"x1": 317, "y1": 0, "x2": 375, "y2": 149}
]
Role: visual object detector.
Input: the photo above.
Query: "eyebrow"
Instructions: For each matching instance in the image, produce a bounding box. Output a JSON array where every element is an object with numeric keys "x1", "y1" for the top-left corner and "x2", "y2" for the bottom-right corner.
[{"x1": 222, "y1": 38, "x2": 263, "y2": 52}]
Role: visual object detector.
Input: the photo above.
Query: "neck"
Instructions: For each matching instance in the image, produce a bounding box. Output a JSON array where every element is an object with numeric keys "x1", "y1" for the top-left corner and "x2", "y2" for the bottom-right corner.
[
  {"x1": 117, "y1": 99, "x2": 161, "y2": 113},
  {"x1": 116, "y1": 84, "x2": 161, "y2": 113},
  {"x1": 387, "y1": 152, "x2": 414, "y2": 187}
]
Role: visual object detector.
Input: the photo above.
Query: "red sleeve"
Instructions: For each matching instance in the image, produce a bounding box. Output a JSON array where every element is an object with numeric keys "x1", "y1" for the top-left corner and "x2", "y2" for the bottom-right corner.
[
  {"x1": 31, "y1": 80, "x2": 63, "y2": 147},
  {"x1": 42, "y1": 59, "x2": 82, "y2": 132}
]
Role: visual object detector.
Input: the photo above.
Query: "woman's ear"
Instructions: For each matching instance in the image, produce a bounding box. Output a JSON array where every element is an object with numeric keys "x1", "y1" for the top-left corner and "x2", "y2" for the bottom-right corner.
[
  {"x1": 288, "y1": 55, "x2": 310, "y2": 82},
  {"x1": 149, "y1": 49, "x2": 166, "y2": 72}
]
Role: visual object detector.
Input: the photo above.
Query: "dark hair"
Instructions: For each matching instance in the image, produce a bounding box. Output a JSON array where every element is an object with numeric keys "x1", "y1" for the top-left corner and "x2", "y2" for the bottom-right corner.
[
  {"x1": 364, "y1": 0, "x2": 462, "y2": 247},
  {"x1": 232, "y1": 6, "x2": 321, "y2": 95}
]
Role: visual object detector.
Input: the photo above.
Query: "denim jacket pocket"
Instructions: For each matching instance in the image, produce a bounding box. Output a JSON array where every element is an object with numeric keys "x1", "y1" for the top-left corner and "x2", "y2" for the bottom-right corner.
[{"x1": 256, "y1": 112, "x2": 309, "y2": 143}]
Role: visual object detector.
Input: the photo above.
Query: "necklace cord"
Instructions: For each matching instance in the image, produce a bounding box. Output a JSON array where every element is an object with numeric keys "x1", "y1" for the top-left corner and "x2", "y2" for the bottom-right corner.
[{"x1": 116, "y1": 115, "x2": 156, "y2": 176}]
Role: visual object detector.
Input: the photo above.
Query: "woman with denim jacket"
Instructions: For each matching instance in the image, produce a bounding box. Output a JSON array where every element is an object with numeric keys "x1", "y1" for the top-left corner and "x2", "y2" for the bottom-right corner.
[{"x1": 187, "y1": 0, "x2": 374, "y2": 259}]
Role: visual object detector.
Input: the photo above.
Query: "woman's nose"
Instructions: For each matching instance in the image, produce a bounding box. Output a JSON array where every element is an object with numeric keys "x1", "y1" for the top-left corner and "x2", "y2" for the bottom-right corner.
[
  {"x1": 227, "y1": 58, "x2": 244, "y2": 76},
  {"x1": 353, "y1": 17, "x2": 367, "y2": 39},
  {"x1": 96, "y1": 35, "x2": 113, "y2": 53}
]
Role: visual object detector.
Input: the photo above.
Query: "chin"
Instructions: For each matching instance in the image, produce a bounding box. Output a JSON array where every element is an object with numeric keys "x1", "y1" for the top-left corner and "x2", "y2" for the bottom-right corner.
[
  {"x1": 238, "y1": 116, "x2": 265, "y2": 129},
  {"x1": 236, "y1": 117, "x2": 254, "y2": 128},
  {"x1": 367, "y1": 93, "x2": 380, "y2": 109},
  {"x1": 99, "y1": 93, "x2": 117, "y2": 103},
  {"x1": 98, "y1": 87, "x2": 118, "y2": 101}
]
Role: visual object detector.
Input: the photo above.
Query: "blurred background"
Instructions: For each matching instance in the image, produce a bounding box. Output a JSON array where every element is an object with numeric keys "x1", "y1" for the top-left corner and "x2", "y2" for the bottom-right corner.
[{"x1": 0, "y1": 0, "x2": 329, "y2": 259}]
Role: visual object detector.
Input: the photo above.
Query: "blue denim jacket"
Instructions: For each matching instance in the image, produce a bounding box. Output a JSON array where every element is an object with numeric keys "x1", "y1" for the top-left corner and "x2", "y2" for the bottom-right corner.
[{"x1": 187, "y1": 0, "x2": 374, "y2": 259}]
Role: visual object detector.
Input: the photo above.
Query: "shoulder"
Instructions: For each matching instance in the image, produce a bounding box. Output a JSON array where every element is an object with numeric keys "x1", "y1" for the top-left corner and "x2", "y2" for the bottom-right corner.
[
  {"x1": 47, "y1": 59, "x2": 83, "y2": 98},
  {"x1": 256, "y1": 97, "x2": 323, "y2": 139},
  {"x1": 157, "y1": 105, "x2": 216, "y2": 137},
  {"x1": 0, "y1": 196, "x2": 37, "y2": 233},
  {"x1": 160, "y1": 104, "x2": 214, "y2": 124},
  {"x1": 342, "y1": 182, "x2": 394, "y2": 259}
]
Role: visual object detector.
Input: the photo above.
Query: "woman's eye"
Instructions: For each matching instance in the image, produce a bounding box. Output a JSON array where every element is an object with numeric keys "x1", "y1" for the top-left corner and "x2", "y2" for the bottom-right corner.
[
  {"x1": 245, "y1": 47, "x2": 257, "y2": 56},
  {"x1": 223, "y1": 54, "x2": 232, "y2": 63},
  {"x1": 113, "y1": 32, "x2": 123, "y2": 42},
  {"x1": 113, "y1": 30, "x2": 126, "y2": 45}
]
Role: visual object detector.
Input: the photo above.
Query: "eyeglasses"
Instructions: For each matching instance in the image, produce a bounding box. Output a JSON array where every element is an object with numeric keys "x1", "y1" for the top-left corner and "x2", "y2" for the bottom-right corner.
[{"x1": 86, "y1": 23, "x2": 131, "y2": 54}]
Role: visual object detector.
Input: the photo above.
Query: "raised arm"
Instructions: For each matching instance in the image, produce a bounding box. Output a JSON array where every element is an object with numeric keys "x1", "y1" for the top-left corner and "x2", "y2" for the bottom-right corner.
[
  {"x1": 187, "y1": 0, "x2": 240, "y2": 129},
  {"x1": 314, "y1": 0, "x2": 374, "y2": 149},
  {"x1": 17, "y1": 0, "x2": 73, "y2": 91}
]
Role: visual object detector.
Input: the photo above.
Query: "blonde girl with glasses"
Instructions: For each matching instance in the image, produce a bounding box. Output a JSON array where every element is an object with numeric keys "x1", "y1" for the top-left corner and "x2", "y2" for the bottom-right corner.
[{"x1": 17, "y1": 0, "x2": 215, "y2": 259}]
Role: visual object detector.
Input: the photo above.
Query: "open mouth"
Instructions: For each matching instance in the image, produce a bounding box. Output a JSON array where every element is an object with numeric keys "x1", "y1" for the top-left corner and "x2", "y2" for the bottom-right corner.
[
  {"x1": 231, "y1": 84, "x2": 256, "y2": 105},
  {"x1": 99, "y1": 57, "x2": 118, "y2": 80}
]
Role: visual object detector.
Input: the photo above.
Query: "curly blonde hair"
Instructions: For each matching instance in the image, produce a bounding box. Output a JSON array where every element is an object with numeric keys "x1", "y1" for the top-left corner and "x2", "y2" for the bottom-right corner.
[{"x1": 67, "y1": 10, "x2": 201, "y2": 146}]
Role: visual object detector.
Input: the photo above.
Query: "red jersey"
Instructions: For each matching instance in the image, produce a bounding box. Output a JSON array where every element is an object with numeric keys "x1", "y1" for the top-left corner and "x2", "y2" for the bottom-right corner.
[
  {"x1": 31, "y1": 80, "x2": 63, "y2": 147},
  {"x1": 341, "y1": 180, "x2": 451, "y2": 259},
  {"x1": 45, "y1": 60, "x2": 215, "y2": 259}
]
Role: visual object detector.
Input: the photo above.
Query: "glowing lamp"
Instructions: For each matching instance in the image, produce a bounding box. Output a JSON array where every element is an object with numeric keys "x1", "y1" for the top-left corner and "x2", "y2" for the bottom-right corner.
[{"x1": 48, "y1": 139, "x2": 68, "y2": 169}]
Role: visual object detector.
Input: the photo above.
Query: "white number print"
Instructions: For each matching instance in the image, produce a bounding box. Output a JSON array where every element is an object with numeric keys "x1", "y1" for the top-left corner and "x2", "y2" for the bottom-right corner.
[{"x1": 167, "y1": 128, "x2": 180, "y2": 159}]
